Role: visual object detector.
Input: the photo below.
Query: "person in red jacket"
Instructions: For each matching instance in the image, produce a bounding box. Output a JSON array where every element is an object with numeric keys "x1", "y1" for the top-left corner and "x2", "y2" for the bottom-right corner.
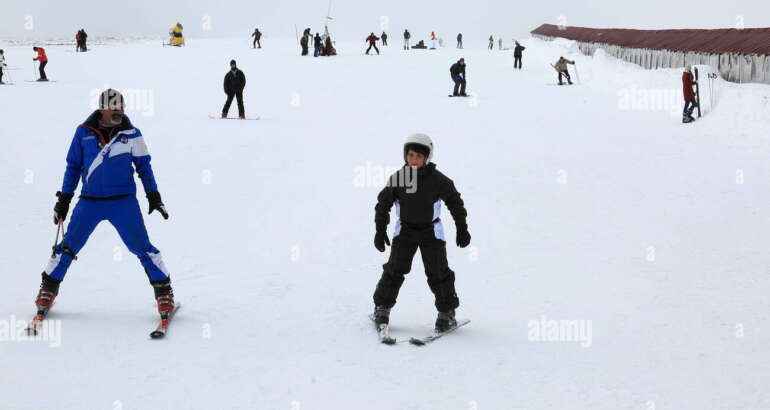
[
  {"x1": 32, "y1": 46, "x2": 48, "y2": 81},
  {"x1": 365, "y1": 32, "x2": 380, "y2": 55},
  {"x1": 682, "y1": 65, "x2": 698, "y2": 122}
]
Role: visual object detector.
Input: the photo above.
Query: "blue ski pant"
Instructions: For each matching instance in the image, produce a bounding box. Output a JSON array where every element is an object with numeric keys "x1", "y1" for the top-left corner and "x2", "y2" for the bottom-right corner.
[{"x1": 44, "y1": 196, "x2": 170, "y2": 282}]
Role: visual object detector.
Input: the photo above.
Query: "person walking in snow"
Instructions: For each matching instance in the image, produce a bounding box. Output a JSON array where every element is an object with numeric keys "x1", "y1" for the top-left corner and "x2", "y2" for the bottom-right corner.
[
  {"x1": 381, "y1": 31, "x2": 388, "y2": 46},
  {"x1": 488, "y1": 35, "x2": 494, "y2": 50},
  {"x1": 403, "y1": 29, "x2": 411, "y2": 50},
  {"x1": 371, "y1": 133, "x2": 471, "y2": 333},
  {"x1": 513, "y1": 41, "x2": 525, "y2": 69},
  {"x1": 682, "y1": 65, "x2": 698, "y2": 123},
  {"x1": 554, "y1": 56, "x2": 575, "y2": 85},
  {"x1": 32, "y1": 46, "x2": 48, "y2": 81},
  {"x1": 222, "y1": 60, "x2": 246, "y2": 119},
  {"x1": 32, "y1": 88, "x2": 175, "y2": 326},
  {"x1": 0, "y1": 49, "x2": 7, "y2": 84},
  {"x1": 251, "y1": 28, "x2": 262, "y2": 49},
  {"x1": 456, "y1": 33, "x2": 463, "y2": 49},
  {"x1": 450, "y1": 58, "x2": 467, "y2": 96},
  {"x1": 365, "y1": 32, "x2": 380, "y2": 55}
]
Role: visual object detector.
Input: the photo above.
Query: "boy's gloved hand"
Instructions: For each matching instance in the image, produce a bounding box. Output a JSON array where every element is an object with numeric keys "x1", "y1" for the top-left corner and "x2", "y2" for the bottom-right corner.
[
  {"x1": 147, "y1": 191, "x2": 169, "y2": 220},
  {"x1": 53, "y1": 191, "x2": 73, "y2": 224},
  {"x1": 456, "y1": 223, "x2": 471, "y2": 248},
  {"x1": 374, "y1": 228, "x2": 390, "y2": 252}
]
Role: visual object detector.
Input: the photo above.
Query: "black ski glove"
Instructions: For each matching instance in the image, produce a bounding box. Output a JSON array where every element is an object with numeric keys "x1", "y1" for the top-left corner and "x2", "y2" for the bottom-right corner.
[
  {"x1": 456, "y1": 223, "x2": 471, "y2": 248},
  {"x1": 53, "y1": 191, "x2": 73, "y2": 224},
  {"x1": 374, "y1": 226, "x2": 390, "y2": 252},
  {"x1": 147, "y1": 191, "x2": 169, "y2": 220}
]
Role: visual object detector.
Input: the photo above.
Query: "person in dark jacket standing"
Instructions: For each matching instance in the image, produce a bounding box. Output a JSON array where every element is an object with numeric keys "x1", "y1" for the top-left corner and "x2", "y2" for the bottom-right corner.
[
  {"x1": 371, "y1": 133, "x2": 470, "y2": 333},
  {"x1": 682, "y1": 65, "x2": 698, "y2": 123},
  {"x1": 81, "y1": 29, "x2": 88, "y2": 51},
  {"x1": 251, "y1": 28, "x2": 262, "y2": 48},
  {"x1": 365, "y1": 32, "x2": 380, "y2": 55},
  {"x1": 456, "y1": 33, "x2": 463, "y2": 49},
  {"x1": 222, "y1": 60, "x2": 246, "y2": 119},
  {"x1": 513, "y1": 41, "x2": 525, "y2": 69},
  {"x1": 381, "y1": 31, "x2": 388, "y2": 46},
  {"x1": 403, "y1": 29, "x2": 411, "y2": 50},
  {"x1": 313, "y1": 33, "x2": 322, "y2": 57},
  {"x1": 300, "y1": 34, "x2": 309, "y2": 56},
  {"x1": 31, "y1": 88, "x2": 175, "y2": 330},
  {"x1": 450, "y1": 58, "x2": 467, "y2": 96}
]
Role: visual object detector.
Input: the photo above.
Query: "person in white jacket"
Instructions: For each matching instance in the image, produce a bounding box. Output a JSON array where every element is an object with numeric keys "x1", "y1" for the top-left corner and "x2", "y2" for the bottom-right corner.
[{"x1": 0, "y1": 50, "x2": 7, "y2": 84}]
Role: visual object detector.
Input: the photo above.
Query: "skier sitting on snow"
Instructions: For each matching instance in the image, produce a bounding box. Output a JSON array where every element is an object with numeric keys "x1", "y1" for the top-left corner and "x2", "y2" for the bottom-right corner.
[
  {"x1": 365, "y1": 32, "x2": 380, "y2": 55},
  {"x1": 33, "y1": 89, "x2": 175, "y2": 323},
  {"x1": 554, "y1": 56, "x2": 575, "y2": 85},
  {"x1": 371, "y1": 134, "x2": 471, "y2": 333},
  {"x1": 450, "y1": 58, "x2": 467, "y2": 96},
  {"x1": 682, "y1": 65, "x2": 698, "y2": 123}
]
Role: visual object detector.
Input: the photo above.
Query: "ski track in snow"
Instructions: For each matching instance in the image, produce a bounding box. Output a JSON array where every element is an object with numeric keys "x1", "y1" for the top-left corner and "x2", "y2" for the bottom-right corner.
[{"x1": 1, "y1": 37, "x2": 770, "y2": 409}]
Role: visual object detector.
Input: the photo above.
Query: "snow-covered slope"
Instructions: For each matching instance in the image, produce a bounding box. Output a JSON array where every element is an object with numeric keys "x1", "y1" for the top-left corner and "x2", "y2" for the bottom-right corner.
[{"x1": 1, "y1": 37, "x2": 770, "y2": 410}]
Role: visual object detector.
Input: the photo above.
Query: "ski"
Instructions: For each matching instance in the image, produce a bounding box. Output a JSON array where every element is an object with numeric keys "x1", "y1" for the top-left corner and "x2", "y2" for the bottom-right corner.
[
  {"x1": 448, "y1": 94, "x2": 472, "y2": 98},
  {"x1": 208, "y1": 115, "x2": 260, "y2": 120},
  {"x1": 408, "y1": 319, "x2": 470, "y2": 346},
  {"x1": 694, "y1": 67, "x2": 702, "y2": 118},
  {"x1": 368, "y1": 314, "x2": 397, "y2": 345},
  {"x1": 150, "y1": 303, "x2": 181, "y2": 339},
  {"x1": 25, "y1": 80, "x2": 57, "y2": 83},
  {"x1": 24, "y1": 308, "x2": 50, "y2": 336}
]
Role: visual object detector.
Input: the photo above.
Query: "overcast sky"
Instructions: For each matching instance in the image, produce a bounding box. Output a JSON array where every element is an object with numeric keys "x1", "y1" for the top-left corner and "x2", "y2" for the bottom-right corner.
[{"x1": 1, "y1": 0, "x2": 768, "y2": 42}]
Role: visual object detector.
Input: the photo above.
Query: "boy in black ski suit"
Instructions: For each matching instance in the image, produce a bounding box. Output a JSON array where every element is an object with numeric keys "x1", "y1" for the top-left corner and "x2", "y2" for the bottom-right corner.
[{"x1": 372, "y1": 134, "x2": 471, "y2": 332}]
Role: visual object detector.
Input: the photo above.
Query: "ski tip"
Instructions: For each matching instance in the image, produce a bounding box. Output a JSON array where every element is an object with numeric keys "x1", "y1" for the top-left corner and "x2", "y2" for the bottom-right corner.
[
  {"x1": 149, "y1": 331, "x2": 166, "y2": 339},
  {"x1": 409, "y1": 338, "x2": 426, "y2": 346},
  {"x1": 381, "y1": 337, "x2": 397, "y2": 345}
]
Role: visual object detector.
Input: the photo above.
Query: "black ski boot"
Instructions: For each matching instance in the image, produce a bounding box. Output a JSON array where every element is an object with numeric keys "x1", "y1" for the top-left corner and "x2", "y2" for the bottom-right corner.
[
  {"x1": 373, "y1": 306, "x2": 390, "y2": 326},
  {"x1": 35, "y1": 272, "x2": 61, "y2": 314},
  {"x1": 435, "y1": 310, "x2": 458, "y2": 333}
]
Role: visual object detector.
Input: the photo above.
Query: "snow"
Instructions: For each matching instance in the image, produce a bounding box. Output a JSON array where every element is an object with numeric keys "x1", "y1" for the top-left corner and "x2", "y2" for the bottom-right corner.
[{"x1": 2, "y1": 36, "x2": 770, "y2": 409}]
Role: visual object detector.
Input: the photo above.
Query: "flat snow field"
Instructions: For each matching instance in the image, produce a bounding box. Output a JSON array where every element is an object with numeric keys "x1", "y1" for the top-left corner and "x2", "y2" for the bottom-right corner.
[{"x1": 1, "y1": 37, "x2": 770, "y2": 410}]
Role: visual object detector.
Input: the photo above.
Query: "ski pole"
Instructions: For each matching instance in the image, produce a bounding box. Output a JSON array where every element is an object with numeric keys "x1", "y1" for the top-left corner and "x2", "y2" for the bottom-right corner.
[{"x1": 51, "y1": 220, "x2": 63, "y2": 257}]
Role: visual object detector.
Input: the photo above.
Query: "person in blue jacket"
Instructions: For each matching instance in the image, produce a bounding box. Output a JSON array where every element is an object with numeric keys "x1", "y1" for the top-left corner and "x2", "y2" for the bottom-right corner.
[{"x1": 33, "y1": 89, "x2": 175, "y2": 320}]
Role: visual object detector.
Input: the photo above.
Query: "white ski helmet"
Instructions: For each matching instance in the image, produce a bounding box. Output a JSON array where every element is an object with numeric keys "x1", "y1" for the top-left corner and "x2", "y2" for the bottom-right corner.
[{"x1": 403, "y1": 133, "x2": 434, "y2": 164}]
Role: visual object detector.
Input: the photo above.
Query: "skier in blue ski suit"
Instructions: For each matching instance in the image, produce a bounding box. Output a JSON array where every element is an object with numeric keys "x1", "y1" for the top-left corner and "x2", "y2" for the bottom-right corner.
[{"x1": 33, "y1": 89, "x2": 175, "y2": 318}]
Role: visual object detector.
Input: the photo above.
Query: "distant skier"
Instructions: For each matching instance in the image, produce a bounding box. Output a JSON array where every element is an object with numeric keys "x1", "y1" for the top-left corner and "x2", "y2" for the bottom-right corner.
[
  {"x1": 75, "y1": 30, "x2": 83, "y2": 52},
  {"x1": 403, "y1": 29, "x2": 411, "y2": 50},
  {"x1": 371, "y1": 133, "x2": 470, "y2": 333},
  {"x1": 381, "y1": 31, "x2": 388, "y2": 46},
  {"x1": 554, "y1": 56, "x2": 575, "y2": 85},
  {"x1": 300, "y1": 34, "x2": 309, "y2": 56},
  {"x1": 32, "y1": 46, "x2": 48, "y2": 81},
  {"x1": 498, "y1": 37, "x2": 503, "y2": 50},
  {"x1": 513, "y1": 41, "x2": 525, "y2": 69},
  {"x1": 81, "y1": 29, "x2": 88, "y2": 51},
  {"x1": 488, "y1": 35, "x2": 494, "y2": 50},
  {"x1": 222, "y1": 60, "x2": 246, "y2": 119},
  {"x1": 0, "y1": 49, "x2": 6, "y2": 84},
  {"x1": 32, "y1": 88, "x2": 174, "y2": 326},
  {"x1": 450, "y1": 58, "x2": 467, "y2": 96},
  {"x1": 252, "y1": 28, "x2": 262, "y2": 49},
  {"x1": 313, "y1": 33, "x2": 322, "y2": 57},
  {"x1": 365, "y1": 32, "x2": 380, "y2": 55},
  {"x1": 456, "y1": 33, "x2": 463, "y2": 49},
  {"x1": 430, "y1": 32, "x2": 437, "y2": 49},
  {"x1": 682, "y1": 65, "x2": 698, "y2": 123}
]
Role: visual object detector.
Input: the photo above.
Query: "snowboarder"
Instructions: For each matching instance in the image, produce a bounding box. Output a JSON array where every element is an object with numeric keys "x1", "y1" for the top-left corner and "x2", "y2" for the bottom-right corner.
[
  {"x1": 300, "y1": 34, "x2": 309, "y2": 56},
  {"x1": 488, "y1": 35, "x2": 494, "y2": 50},
  {"x1": 450, "y1": 58, "x2": 467, "y2": 96},
  {"x1": 513, "y1": 41, "x2": 525, "y2": 69},
  {"x1": 0, "y1": 49, "x2": 6, "y2": 84},
  {"x1": 313, "y1": 33, "x2": 322, "y2": 57},
  {"x1": 456, "y1": 33, "x2": 463, "y2": 49},
  {"x1": 33, "y1": 88, "x2": 175, "y2": 326},
  {"x1": 32, "y1": 46, "x2": 48, "y2": 81},
  {"x1": 371, "y1": 133, "x2": 471, "y2": 333},
  {"x1": 682, "y1": 65, "x2": 698, "y2": 123},
  {"x1": 430, "y1": 32, "x2": 437, "y2": 49},
  {"x1": 365, "y1": 32, "x2": 380, "y2": 55},
  {"x1": 554, "y1": 56, "x2": 575, "y2": 85},
  {"x1": 381, "y1": 31, "x2": 388, "y2": 46},
  {"x1": 252, "y1": 28, "x2": 262, "y2": 49},
  {"x1": 403, "y1": 29, "x2": 411, "y2": 50},
  {"x1": 222, "y1": 60, "x2": 246, "y2": 119}
]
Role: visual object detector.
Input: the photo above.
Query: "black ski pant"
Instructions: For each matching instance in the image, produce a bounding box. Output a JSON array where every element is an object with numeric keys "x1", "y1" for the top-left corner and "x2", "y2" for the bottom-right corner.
[
  {"x1": 38, "y1": 61, "x2": 48, "y2": 80},
  {"x1": 382, "y1": 38, "x2": 388, "y2": 46},
  {"x1": 373, "y1": 226, "x2": 459, "y2": 312},
  {"x1": 253, "y1": 38, "x2": 261, "y2": 48},
  {"x1": 514, "y1": 56, "x2": 522, "y2": 69},
  {"x1": 222, "y1": 91, "x2": 244, "y2": 117},
  {"x1": 457, "y1": 40, "x2": 463, "y2": 49},
  {"x1": 558, "y1": 71, "x2": 571, "y2": 84},
  {"x1": 366, "y1": 42, "x2": 379, "y2": 54},
  {"x1": 301, "y1": 43, "x2": 309, "y2": 55},
  {"x1": 683, "y1": 99, "x2": 697, "y2": 116},
  {"x1": 0, "y1": 67, "x2": 4, "y2": 83},
  {"x1": 452, "y1": 76, "x2": 466, "y2": 96}
]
